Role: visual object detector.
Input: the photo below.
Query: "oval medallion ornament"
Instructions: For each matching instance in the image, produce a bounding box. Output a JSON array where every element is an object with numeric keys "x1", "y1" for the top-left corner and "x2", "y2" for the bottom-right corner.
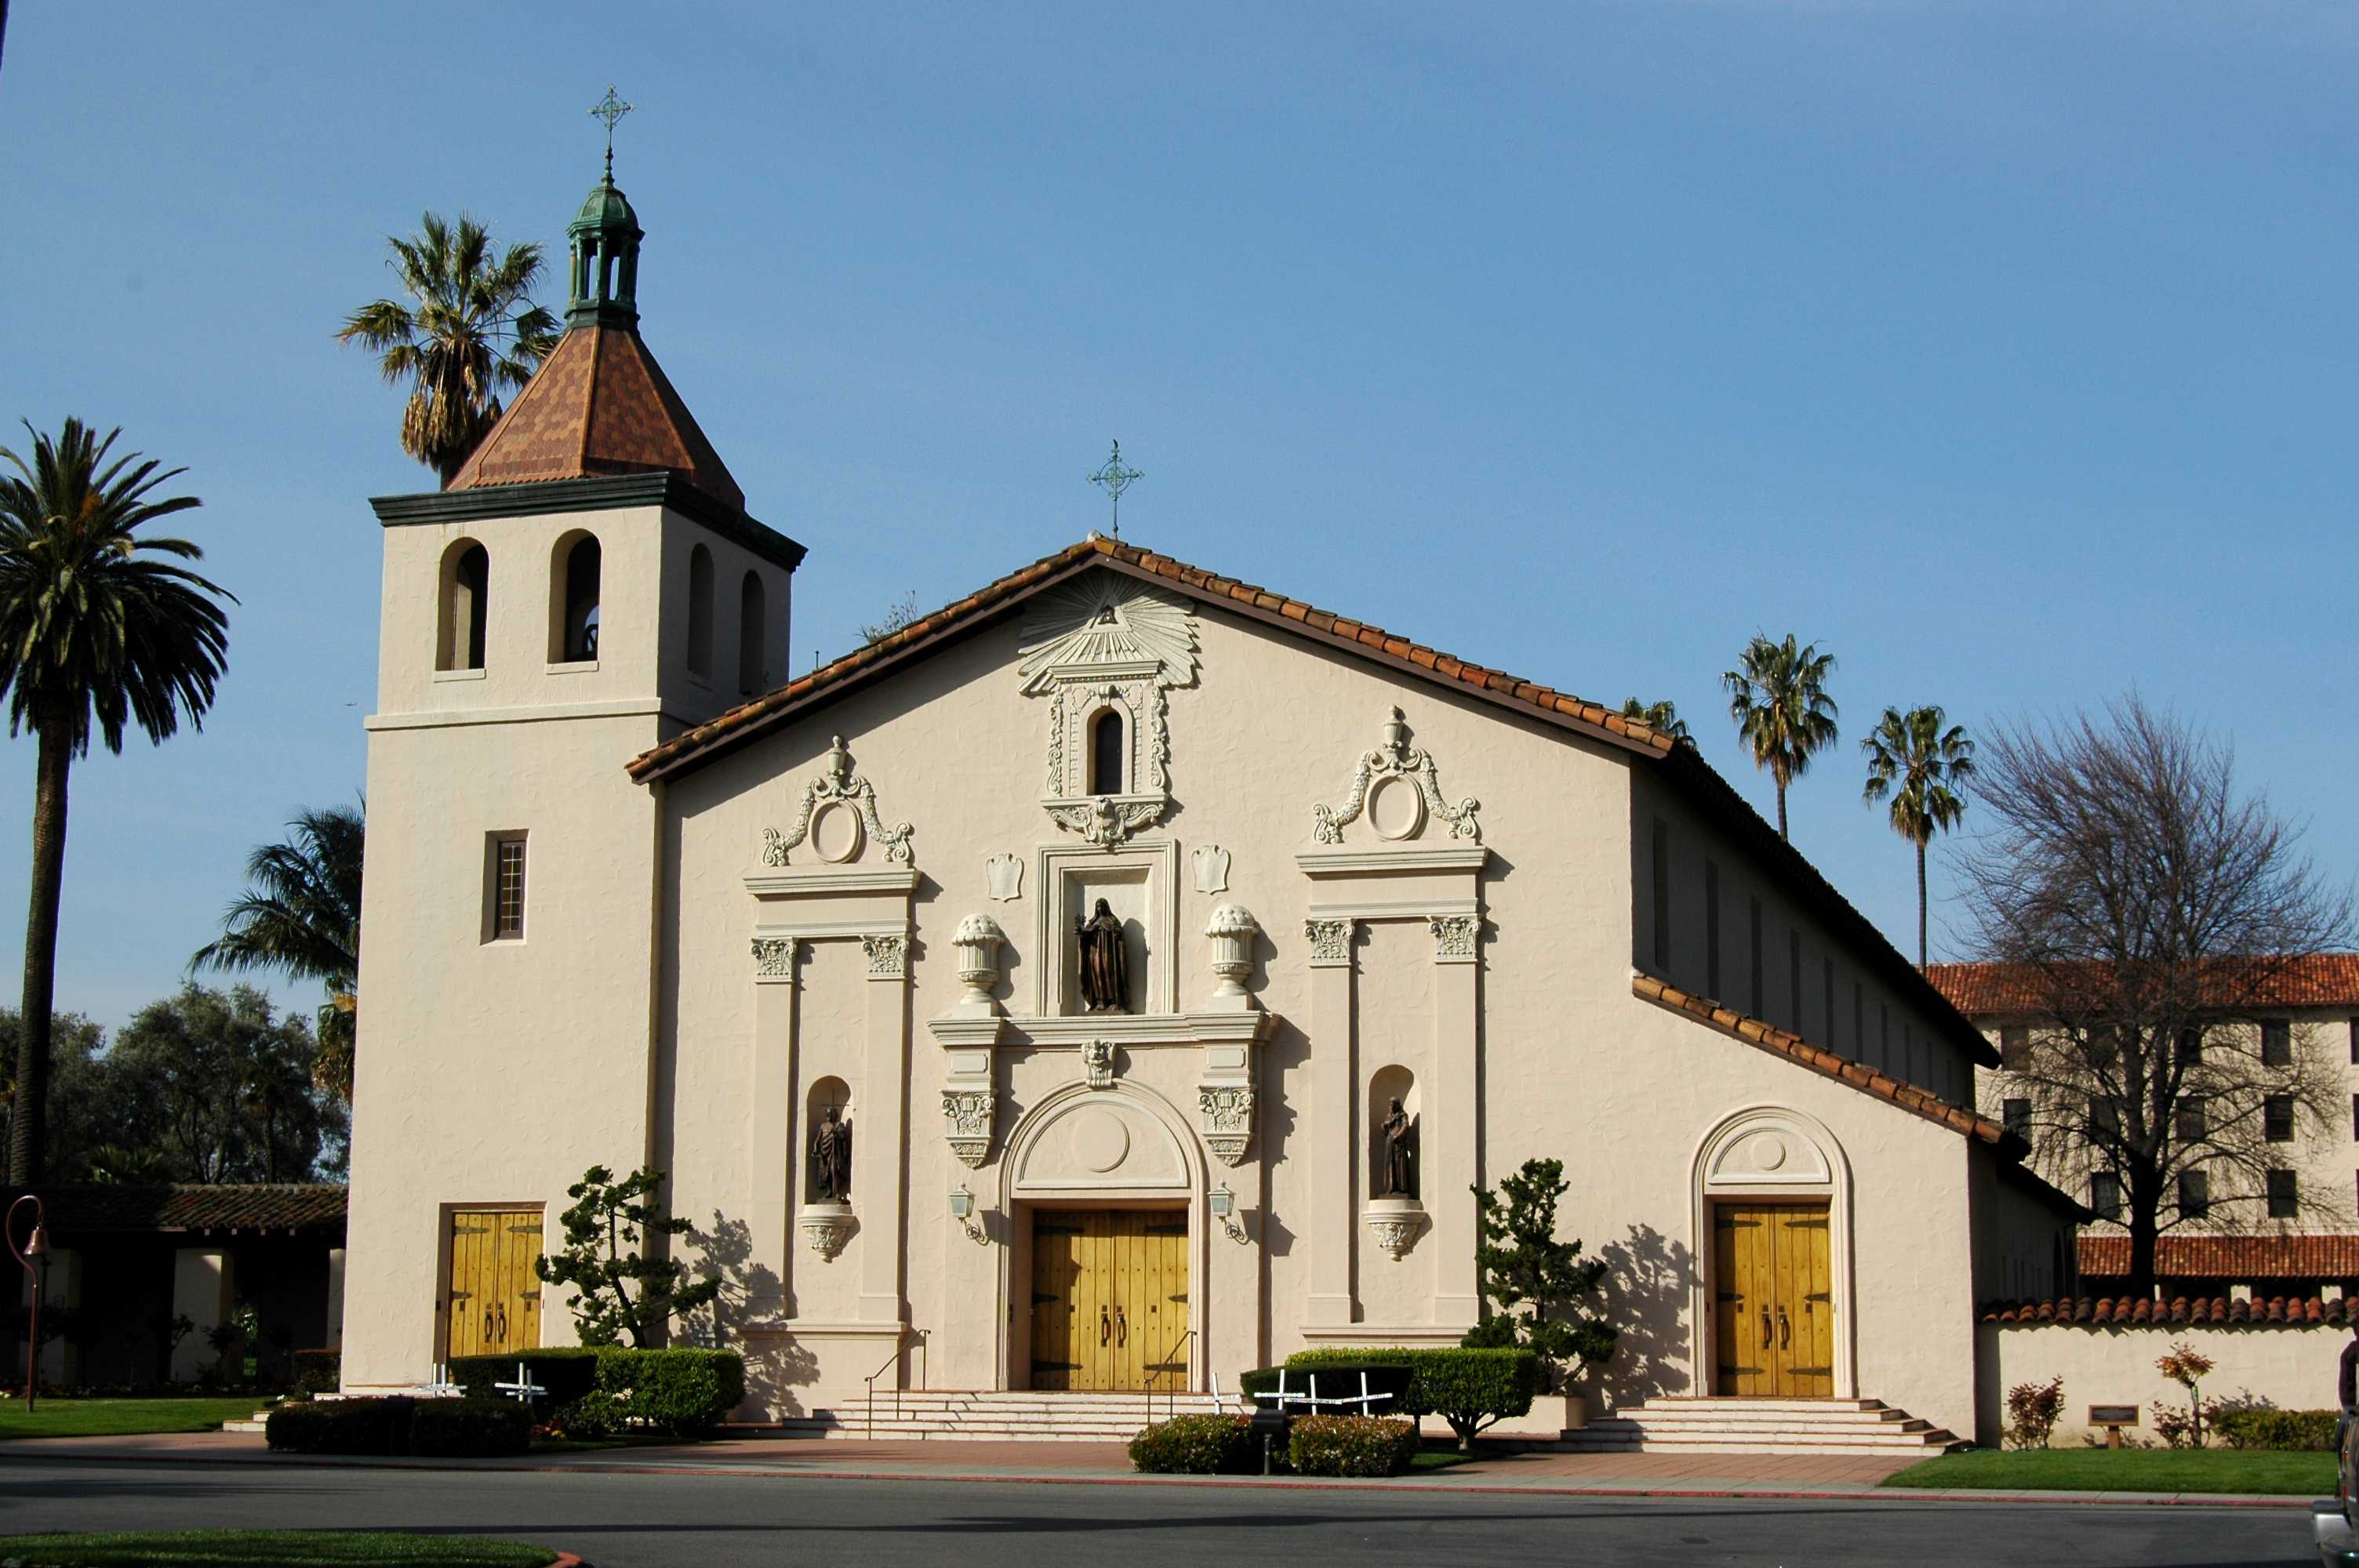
[
  {"x1": 1073, "y1": 1107, "x2": 1130, "y2": 1174},
  {"x1": 1748, "y1": 1133, "x2": 1787, "y2": 1171},
  {"x1": 809, "y1": 799, "x2": 865, "y2": 863},
  {"x1": 1365, "y1": 773, "x2": 1427, "y2": 840}
]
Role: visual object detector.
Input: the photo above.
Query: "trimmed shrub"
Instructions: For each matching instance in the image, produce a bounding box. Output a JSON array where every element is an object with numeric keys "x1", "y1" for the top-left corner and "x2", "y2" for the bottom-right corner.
[
  {"x1": 593, "y1": 1348, "x2": 747, "y2": 1436},
  {"x1": 1283, "y1": 1347, "x2": 1539, "y2": 1450},
  {"x1": 1287, "y1": 1414, "x2": 1420, "y2": 1477},
  {"x1": 1129, "y1": 1412, "x2": 1256, "y2": 1474},
  {"x1": 449, "y1": 1348, "x2": 602, "y2": 1418},
  {"x1": 264, "y1": 1398, "x2": 402, "y2": 1455},
  {"x1": 2212, "y1": 1407, "x2": 2339, "y2": 1451},
  {"x1": 290, "y1": 1348, "x2": 341, "y2": 1396},
  {"x1": 1239, "y1": 1363, "x2": 1414, "y2": 1417},
  {"x1": 409, "y1": 1396, "x2": 533, "y2": 1457}
]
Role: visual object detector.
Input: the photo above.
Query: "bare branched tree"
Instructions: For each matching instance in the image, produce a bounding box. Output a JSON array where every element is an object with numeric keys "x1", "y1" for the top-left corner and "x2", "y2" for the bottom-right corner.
[{"x1": 1956, "y1": 695, "x2": 2355, "y2": 1297}]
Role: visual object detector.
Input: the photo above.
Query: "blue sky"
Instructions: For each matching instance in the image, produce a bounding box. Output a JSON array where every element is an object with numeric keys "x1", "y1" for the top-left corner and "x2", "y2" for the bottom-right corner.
[{"x1": 0, "y1": 2, "x2": 2352, "y2": 1036}]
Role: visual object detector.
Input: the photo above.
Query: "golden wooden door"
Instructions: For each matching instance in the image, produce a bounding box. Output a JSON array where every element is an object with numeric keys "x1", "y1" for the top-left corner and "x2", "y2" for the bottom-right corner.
[
  {"x1": 1029, "y1": 1210, "x2": 1189, "y2": 1391},
  {"x1": 445, "y1": 1210, "x2": 544, "y2": 1359},
  {"x1": 1714, "y1": 1203, "x2": 1832, "y2": 1397}
]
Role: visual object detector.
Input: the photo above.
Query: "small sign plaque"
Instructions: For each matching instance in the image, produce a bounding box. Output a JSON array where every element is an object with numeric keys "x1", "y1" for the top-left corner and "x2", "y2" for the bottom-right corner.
[{"x1": 2088, "y1": 1405, "x2": 2139, "y2": 1425}]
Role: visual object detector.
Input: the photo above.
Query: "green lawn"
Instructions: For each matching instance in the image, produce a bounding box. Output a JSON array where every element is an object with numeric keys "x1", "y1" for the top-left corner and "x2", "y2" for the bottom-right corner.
[
  {"x1": 1883, "y1": 1446, "x2": 2338, "y2": 1495},
  {"x1": 0, "y1": 1532, "x2": 556, "y2": 1566},
  {"x1": 0, "y1": 1396, "x2": 268, "y2": 1442}
]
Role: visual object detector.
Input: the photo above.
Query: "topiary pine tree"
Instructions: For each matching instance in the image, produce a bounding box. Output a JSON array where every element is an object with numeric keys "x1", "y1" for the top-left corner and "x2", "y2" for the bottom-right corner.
[
  {"x1": 1463, "y1": 1157, "x2": 1617, "y2": 1390},
  {"x1": 536, "y1": 1164, "x2": 722, "y2": 1348}
]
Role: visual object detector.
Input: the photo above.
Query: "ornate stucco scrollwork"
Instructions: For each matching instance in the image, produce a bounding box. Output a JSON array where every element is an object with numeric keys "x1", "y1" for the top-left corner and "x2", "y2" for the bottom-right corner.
[
  {"x1": 1363, "y1": 1202, "x2": 1426, "y2": 1261},
  {"x1": 1198, "y1": 1084, "x2": 1256, "y2": 1167},
  {"x1": 942, "y1": 1088, "x2": 996, "y2": 1170},
  {"x1": 1083, "y1": 1039, "x2": 1118, "y2": 1091},
  {"x1": 1428, "y1": 914, "x2": 1480, "y2": 960},
  {"x1": 798, "y1": 1207, "x2": 856, "y2": 1260},
  {"x1": 762, "y1": 735, "x2": 914, "y2": 866},
  {"x1": 1303, "y1": 918, "x2": 1355, "y2": 965},
  {"x1": 1020, "y1": 576, "x2": 1198, "y2": 850},
  {"x1": 862, "y1": 933, "x2": 907, "y2": 978},
  {"x1": 1311, "y1": 706, "x2": 1481, "y2": 845},
  {"x1": 751, "y1": 936, "x2": 795, "y2": 979}
]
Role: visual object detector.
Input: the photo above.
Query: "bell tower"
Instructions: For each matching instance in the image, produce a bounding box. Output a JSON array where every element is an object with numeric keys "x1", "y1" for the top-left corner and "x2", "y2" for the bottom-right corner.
[{"x1": 343, "y1": 144, "x2": 806, "y2": 1389}]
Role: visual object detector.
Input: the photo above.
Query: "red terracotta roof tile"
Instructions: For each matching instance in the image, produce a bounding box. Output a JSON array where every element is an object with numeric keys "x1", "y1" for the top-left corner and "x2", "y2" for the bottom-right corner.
[
  {"x1": 1630, "y1": 973, "x2": 2014, "y2": 1149},
  {"x1": 1929, "y1": 956, "x2": 2359, "y2": 1015},
  {"x1": 2077, "y1": 1232, "x2": 2359, "y2": 1280},
  {"x1": 448, "y1": 325, "x2": 743, "y2": 510},
  {"x1": 1981, "y1": 1294, "x2": 2354, "y2": 1327}
]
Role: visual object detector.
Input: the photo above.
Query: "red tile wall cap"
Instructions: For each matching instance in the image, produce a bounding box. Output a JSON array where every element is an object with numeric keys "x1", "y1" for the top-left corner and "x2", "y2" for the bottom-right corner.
[
  {"x1": 1631, "y1": 973, "x2": 2013, "y2": 1148},
  {"x1": 1980, "y1": 1294, "x2": 2354, "y2": 1327},
  {"x1": 629, "y1": 535, "x2": 1685, "y2": 782}
]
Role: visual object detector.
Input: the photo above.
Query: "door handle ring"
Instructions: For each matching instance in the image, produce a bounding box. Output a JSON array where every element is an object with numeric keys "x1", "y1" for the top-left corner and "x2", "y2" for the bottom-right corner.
[
  {"x1": 1759, "y1": 1308, "x2": 1772, "y2": 1348},
  {"x1": 1100, "y1": 1307, "x2": 1110, "y2": 1345},
  {"x1": 1116, "y1": 1306, "x2": 1127, "y2": 1347},
  {"x1": 1778, "y1": 1307, "x2": 1790, "y2": 1349}
]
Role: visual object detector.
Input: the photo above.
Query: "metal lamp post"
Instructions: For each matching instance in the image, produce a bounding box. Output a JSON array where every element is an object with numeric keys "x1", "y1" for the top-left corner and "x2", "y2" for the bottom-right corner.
[{"x1": 7, "y1": 1196, "x2": 49, "y2": 1413}]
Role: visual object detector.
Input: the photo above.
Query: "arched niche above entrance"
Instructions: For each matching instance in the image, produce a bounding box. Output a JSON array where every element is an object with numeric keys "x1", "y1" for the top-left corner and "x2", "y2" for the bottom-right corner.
[
  {"x1": 1699, "y1": 1109, "x2": 1838, "y2": 1192},
  {"x1": 1012, "y1": 1090, "x2": 1190, "y2": 1194}
]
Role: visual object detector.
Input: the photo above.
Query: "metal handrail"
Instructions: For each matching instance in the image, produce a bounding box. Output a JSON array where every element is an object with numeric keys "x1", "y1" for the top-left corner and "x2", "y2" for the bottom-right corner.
[
  {"x1": 864, "y1": 1328, "x2": 930, "y2": 1440},
  {"x1": 1142, "y1": 1327, "x2": 1196, "y2": 1426}
]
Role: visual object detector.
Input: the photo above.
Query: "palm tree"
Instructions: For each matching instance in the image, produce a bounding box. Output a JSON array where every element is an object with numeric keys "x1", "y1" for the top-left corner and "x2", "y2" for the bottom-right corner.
[
  {"x1": 1862, "y1": 706, "x2": 1976, "y2": 969},
  {"x1": 0, "y1": 419, "x2": 233, "y2": 1184},
  {"x1": 336, "y1": 213, "x2": 558, "y2": 488},
  {"x1": 1620, "y1": 698, "x2": 1688, "y2": 742},
  {"x1": 192, "y1": 804, "x2": 364, "y2": 1102},
  {"x1": 1721, "y1": 633, "x2": 1839, "y2": 840}
]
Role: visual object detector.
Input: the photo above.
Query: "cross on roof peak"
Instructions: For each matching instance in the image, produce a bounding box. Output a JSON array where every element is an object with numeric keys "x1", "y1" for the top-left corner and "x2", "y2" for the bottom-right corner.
[{"x1": 590, "y1": 85, "x2": 634, "y2": 176}]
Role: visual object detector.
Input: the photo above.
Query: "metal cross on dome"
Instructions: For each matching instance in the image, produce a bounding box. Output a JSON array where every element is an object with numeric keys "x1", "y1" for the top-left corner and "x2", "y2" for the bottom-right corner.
[
  {"x1": 590, "y1": 85, "x2": 634, "y2": 174},
  {"x1": 1087, "y1": 441, "x2": 1144, "y2": 538}
]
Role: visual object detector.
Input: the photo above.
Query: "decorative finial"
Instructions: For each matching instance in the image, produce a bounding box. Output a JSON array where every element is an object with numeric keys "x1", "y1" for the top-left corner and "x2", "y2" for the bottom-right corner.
[
  {"x1": 1086, "y1": 440, "x2": 1144, "y2": 539},
  {"x1": 590, "y1": 85, "x2": 634, "y2": 176}
]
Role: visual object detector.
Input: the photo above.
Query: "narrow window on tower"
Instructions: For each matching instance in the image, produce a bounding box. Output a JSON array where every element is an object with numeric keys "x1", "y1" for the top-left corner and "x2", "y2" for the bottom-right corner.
[{"x1": 485, "y1": 833, "x2": 528, "y2": 942}]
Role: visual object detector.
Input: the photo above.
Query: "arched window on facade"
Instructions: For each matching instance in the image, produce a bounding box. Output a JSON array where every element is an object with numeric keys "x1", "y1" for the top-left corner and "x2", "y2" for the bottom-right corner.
[
  {"x1": 686, "y1": 544, "x2": 714, "y2": 678},
  {"x1": 438, "y1": 541, "x2": 489, "y2": 672},
  {"x1": 558, "y1": 535, "x2": 602, "y2": 662},
  {"x1": 737, "y1": 571, "x2": 765, "y2": 695},
  {"x1": 1091, "y1": 709, "x2": 1125, "y2": 797}
]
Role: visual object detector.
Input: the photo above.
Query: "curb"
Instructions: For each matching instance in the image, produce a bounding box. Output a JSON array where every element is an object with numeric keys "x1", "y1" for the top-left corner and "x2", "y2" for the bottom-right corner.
[{"x1": 0, "y1": 1446, "x2": 2315, "y2": 1506}]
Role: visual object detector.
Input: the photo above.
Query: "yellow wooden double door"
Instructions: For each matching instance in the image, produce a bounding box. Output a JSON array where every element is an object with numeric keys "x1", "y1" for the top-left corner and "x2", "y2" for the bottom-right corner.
[
  {"x1": 1030, "y1": 1210, "x2": 1190, "y2": 1391},
  {"x1": 445, "y1": 1210, "x2": 544, "y2": 1359},
  {"x1": 1713, "y1": 1203, "x2": 1833, "y2": 1397}
]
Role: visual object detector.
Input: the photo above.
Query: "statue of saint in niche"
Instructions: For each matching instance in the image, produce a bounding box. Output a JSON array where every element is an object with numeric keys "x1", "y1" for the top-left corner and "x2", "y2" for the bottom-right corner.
[
  {"x1": 1075, "y1": 898, "x2": 1131, "y2": 1014},
  {"x1": 1378, "y1": 1098, "x2": 1418, "y2": 1199},
  {"x1": 810, "y1": 1105, "x2": 852, "y2": 1202}
]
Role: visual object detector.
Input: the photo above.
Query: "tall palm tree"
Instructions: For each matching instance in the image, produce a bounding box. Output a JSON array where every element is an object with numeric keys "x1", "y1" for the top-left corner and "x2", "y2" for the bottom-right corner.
[
  {"x1": 192, "y1": 804, "x2": 364, "y2": 1102},
  {"x1": 336, "y1": 212, "x2": 558, "y2": 488},
  {"x1": 1862, "y1": 706, "x2": 1976, "y2": 968},
  {"x1": 1721, "y1": 633, "x2": 1839, "y2": 840},
  {"x1": 1620, "y1": 698, "x2": 1688, "y2": 742},
  {"x1": 0, "y1": 419, "x2": 233, "y2": 1184}
]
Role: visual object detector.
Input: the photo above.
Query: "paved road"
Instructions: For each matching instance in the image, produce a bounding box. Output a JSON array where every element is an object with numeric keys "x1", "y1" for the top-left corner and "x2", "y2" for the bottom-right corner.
[{"x1": 0, "y1": 1457, "x2": 2319, "y2": 1567}]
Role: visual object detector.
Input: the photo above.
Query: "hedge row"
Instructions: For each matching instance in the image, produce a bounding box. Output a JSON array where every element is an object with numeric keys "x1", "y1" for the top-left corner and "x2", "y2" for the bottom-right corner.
[
  {"x1": 448, "y1": 1347, "x2": 743, "y2": 1436},
  {"x1": 2212, "y1": 1407, "x2": 2339, "y2": 1451},
  {"x1": 290, "y1": 1349, "x2": 340, "y2": 1396},
  {"x1": 1247, "y1": 1348, "x2": 1539, "y2": 1448},
  {"x1": 1287, "y1": 1415, "x2": 1421, "y2": 1477},
  {"x1": 1129, "y1": 1412, "x2": 1256, "y2": 1473},
  {"x1": 264, "y1": 1396, "x2": 531, "y2": 1457},
  {"x1": 1125, "y1": 1411, "x2": 1421, "y2": 1475}
]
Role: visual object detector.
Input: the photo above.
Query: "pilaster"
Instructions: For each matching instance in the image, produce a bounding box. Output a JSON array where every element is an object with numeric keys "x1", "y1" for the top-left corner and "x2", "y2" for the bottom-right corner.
[{"x1": 1305, "y1": 916, "x2": 1358, "y2": 1327}]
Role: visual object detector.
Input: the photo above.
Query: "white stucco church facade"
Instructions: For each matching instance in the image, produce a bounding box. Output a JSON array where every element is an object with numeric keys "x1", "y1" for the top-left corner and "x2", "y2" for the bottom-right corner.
[{"x1": 340, "y1": 169, "x2": 2078, "y2": 1447}]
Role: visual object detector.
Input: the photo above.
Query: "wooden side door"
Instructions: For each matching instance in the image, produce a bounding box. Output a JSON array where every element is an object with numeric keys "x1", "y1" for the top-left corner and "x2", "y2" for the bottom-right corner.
[
  {"x1": 1030, "y1": 1210, "x2": 1092, "y2": 1390},
  {"x1": 1780, "y1": 1208, "x2": 1834, "y2": 1396},
  {"x1": 445, "y1": 1209, "x2": 543, "y2": 1360},
  {"x1": 1714, "y1": 1202, "x2": 1832, "y2": 1397},
  {"x1": 1713, "y1": 1205, "x2": 1771, "y2": 1396}
]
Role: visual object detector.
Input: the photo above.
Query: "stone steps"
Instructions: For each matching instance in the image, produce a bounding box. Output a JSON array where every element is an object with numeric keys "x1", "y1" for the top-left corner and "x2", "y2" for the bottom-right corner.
[
  {"x1": 1558, "y1": 1397, "x2": 1962, "y2": 1454},
  {"x1": 783, "y1": 1390, "x2": 1229, "y2": 1441}
]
